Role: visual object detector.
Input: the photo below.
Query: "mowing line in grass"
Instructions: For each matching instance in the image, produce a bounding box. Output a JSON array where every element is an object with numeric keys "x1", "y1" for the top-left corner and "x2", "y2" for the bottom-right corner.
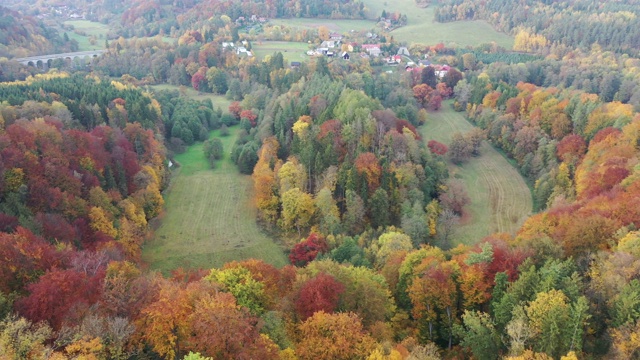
[
  {"x1": 143, "y1": 126, "x2": 287, "y2": 273},
  {"x1": 421, "y1": 103, "x2": 532, "y2": 245}
]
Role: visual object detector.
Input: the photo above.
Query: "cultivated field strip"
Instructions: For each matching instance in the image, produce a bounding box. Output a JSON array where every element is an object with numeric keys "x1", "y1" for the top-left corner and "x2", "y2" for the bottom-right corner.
[
  {"x1": 142, "y1": 128, "x2": 287, "y2": 273},
  {"x1": 421, "y1": 106, "x2": 532, "y2": 245}
]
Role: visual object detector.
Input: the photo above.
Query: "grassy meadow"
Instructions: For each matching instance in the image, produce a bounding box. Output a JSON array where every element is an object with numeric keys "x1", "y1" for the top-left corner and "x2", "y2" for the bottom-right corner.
[
  {"x1": 251, "y1": 41, "x2": 312, "y2": 63},
  {"x1": 269, "y1": 18, "x2": 378, "y2": 34},
  {"x1": 63, "y1": 20, "x2": 109, "y2": 51},
  {"x1": 147, "y1": 84, "x2": 233, "y2": 111},
  {"x1": 270, "y1": 0, "x2": 513, "y2": 48},
  {"x1": 142, "y1": 125, "x2": 287, "y2": 273},
  {"x1": 363, "y1": 0, "x2": 513, "y2": 47},
  {"x1": 421, "y1": 103, "x2": 532, "y2": 245}
]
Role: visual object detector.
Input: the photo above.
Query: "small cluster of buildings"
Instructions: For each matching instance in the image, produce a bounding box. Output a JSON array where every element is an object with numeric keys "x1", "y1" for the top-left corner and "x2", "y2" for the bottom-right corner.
[
  {"x1": 235, "y1": 15, "x2": 268, "y2": 26},
  {"x1": 37, "y1": 5, "x2": 83, "y2": 20},
  {"x1": 221, "y1": 40, "x2": 253, "y2": 57}
]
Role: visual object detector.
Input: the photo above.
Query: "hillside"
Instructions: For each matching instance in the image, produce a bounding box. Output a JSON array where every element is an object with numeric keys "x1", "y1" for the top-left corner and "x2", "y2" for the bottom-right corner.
[{"x1": 0, "y1": 6, "x2": 77, "y2": 58}]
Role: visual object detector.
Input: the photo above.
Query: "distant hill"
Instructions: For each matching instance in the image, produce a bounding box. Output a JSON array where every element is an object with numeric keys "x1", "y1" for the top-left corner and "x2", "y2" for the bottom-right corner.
[{"x1": 0, "y1": 6, "x2": 77, "y2": 58}]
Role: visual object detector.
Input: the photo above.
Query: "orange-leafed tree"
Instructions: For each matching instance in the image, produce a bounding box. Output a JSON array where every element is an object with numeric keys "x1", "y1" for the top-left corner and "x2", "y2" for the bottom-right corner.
[
  {"x1": 296, "y1": 311, "x2": 377, "y2": 360},
  {"x1": 188, "y1": 292, "x2": 279, "y2": 359},
  {"x1": 137, "y1": 280, "x2": 207, "y2": 360},
  {"x1": 355, "y1": 152, "x2": 382, "y2": 193}
]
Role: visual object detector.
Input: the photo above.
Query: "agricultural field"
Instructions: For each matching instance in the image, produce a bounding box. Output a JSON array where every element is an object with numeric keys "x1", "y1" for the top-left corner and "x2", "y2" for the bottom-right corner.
[
  {"x1": 250, "y1": 41, "x2": 311, "y2": 63},
  {"x1": 142, "y1": 126, "x2": 287, "y2": 273},
  {"x1": 62, "y1": 20, "x2": 109, "y2": 51},
  {"x1": 388, "y1": 6, "x2": 513, "y2": 48},
  {"x1": 365, "y1": 0, "x2": 513, "y2": 48},
  {"x1": 147, "y1": 83, "x2": 233, "y2": 110},
  {"x1": 269, "y1": 18, "x2": 378, "y2": 35},
  {"x1": 421, "y1": 104, "x2": 532, "y2": 245}
]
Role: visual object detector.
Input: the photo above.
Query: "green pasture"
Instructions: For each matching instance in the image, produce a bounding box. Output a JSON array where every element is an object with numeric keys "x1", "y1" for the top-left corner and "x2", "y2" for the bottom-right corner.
[
  {"x1": 143, "y1": 125, "x2": 287, "y2": 273},
  {"x1": 269, "y1": 18, "x2": 378, "y2": 34},
  {"x1": 148, "y1": 84, "x2": 233, "y2": 111},
  {"x1": 365, "y1": 0, "x2": 513, "y2": 47},
  {"x1": 63, "y1": 20, "x2": 109, "y2": 51},
  {"x1": 421, "y1": 103, "x2": 532, "y2": 245},
  {"x1": 271, "y1": 0, "x2": 513, "y2": 48},
  {"x1": 251, "y1": 41, "x2": 311, "y2": 63}
]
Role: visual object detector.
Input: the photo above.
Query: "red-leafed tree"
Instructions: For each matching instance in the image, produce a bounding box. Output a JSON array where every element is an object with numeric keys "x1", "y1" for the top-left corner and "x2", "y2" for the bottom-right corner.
[
  {"x1": 0, "y1": 213, "x2": 18, "y2": 233},
  {"x1": 18, "y1": 268, "x2": 105, "y2": 329},
  {"x1": 289, "y1": 233, "x2": 329, "y2": 267},
  {"x1": 591, "y1": 127, "x2": 622, "y2": 144},
  {"x1": 428, "y1": 140, "x2": 448, "y2": 155},
  {"x1": 229, "y1": 101, "x2": 242, "y2": 120},
  {"x1": 191, "y1": 69, "x2": 207, "y2": 91},
  {"x1": 0, "y1": 228, "x2": 67, "y2": 293},
  {"x1": 556, "y1": 134, "x2": 586, "y2": 163},
  {"x1": 240, "y1": 109, "x2": 258, "y2": 127},
  {"x1": 295, "y1": 273, "x2": 345, "y2": 320}
]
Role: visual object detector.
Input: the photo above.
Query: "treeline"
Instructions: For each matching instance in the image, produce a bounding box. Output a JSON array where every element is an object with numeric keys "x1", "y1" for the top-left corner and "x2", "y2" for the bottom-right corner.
[
  {"x1": 0, "y1": 73, "x2": 161, "y2": 130},
  {"x1": 435, "y1": 0, "x2": 640, "y2": 55},
  {"x1": 0, "y1": 6, "x2": 78, "y2": 58},
  {"x1": 454, "y1": 70, "x2": 640, "y2": 210},
  {"x1": 453, "y1": 47, "x2": 640, "y2": 111}
]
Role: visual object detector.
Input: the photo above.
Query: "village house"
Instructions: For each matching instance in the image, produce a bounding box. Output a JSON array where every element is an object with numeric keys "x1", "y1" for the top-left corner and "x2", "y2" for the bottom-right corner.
[
  {"x1": 385, "y1": 55, "x2": 402, "y2": 65},
  {"x1": 361, "y1": 44, "x2": 381, "y2": 57},
  {"x1": 434, "y1": 64, "x2": 451, "y2": 78},
  {"x1": 342, "y1": 52, "x2": 350, "y2": 60},
  {"x1": 397, "y1": 47, "x2": 410, "y2": 56},
  {"x1": 330, "y1": 33, "x2": 343, "y2": 41},
  {"x1": 320, "y1": 40, "x2": 338, "y2": 49}
]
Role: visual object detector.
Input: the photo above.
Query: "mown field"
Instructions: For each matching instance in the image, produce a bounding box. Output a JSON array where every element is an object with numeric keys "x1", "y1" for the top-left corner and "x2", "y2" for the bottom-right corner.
[
  {"x1": 269, "y1": 18, "x2": 378, "y2": 34},
  {"x1": 270, "y1": 0, "x2": 513, "y2": 48},
  {"x1": 142, "y1": 126, "x2": 287, "y2": 273},
  {"x1": 148, "y1": 84, "x2": 233, "y2": 110},
  {"x1": 63, "y1": 20, "x2": 109, "y2": 51},
  {"x1": 251, "y1": 41, "x2": 311, "y2": 63},
  {"x1": 421, "y1": 103, "x2": 532, "y2": 245},
  {"x1": 390, "y1": 8, "x2": 513, "y2": 48}
]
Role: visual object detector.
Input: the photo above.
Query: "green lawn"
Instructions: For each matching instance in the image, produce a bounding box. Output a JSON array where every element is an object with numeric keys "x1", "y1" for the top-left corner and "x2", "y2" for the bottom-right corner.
[
  {"x1": 270, "y1": 1, "x2": 513, "y2": 49},
  {"x1": 269, "y1": 18, "x2": 379, "y2": 34},
  {"x1": 387, "y1": 6, "x2": 513, "y2": 48},
  {"x1": 63, "y1": 20, "x2": 109, "y2": 51},
  {"x1": 142, "y1": 126, "x2": 287, "y2": 273},
  {"x1": 251, "y1": 41, "x2": 312, "y2": 63},
  {"x1": 148, "y1": 84, "x2": 233, "y2": 111},
  {"x1": 421, "y1": 103, "x2": 532, "y2": 245}
]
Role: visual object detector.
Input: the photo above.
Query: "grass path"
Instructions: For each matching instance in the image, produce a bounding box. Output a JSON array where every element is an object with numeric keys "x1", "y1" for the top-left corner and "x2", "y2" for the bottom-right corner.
[
  {"x1": 421, "y1": 104, "x2": 532, "y2": 245},
  {"x1": 142, "y1": 127, "x2": 287, "y2": 273}
]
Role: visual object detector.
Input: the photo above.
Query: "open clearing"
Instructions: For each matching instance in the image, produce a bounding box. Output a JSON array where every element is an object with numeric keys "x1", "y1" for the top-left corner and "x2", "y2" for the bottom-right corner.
[
  {"x1": 421, "y1": 104, "x2": 532, "y2": 245},
  {"x1": 147, "y1": 84, "x2": 233, "y2": 111},
  {"x1": 63, "y1": 20, "x2": 109, "y2": 51},
  {"x1": 271, "y1": 1, "x2": 513, "y2": 48},
  {"x1": 269, "y1": 18, "x2": 378, "y2": 34},
  {"x1": 142, "y1": 126, "x2": 287, "y2": 273},
  {"x1": 251, "y1": 41, "x2": 311, "y2": 63},
  {"x1": 365, "y1": 0, "x2": 513, "y2": 48}
]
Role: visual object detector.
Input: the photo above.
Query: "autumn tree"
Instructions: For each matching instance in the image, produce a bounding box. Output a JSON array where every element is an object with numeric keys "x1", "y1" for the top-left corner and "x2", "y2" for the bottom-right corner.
[
  {"x1": 188, "y1": 292, "x2": 279, "y2": 359},
  {"x1": 289, "y1": 233, "x2": 329, "y2": 267},
  {"x1": 295, "y1": 273, "x2": 345, "y2": 320},
  {"x1": 280, "y1": 188, "x2": 315, "y2": 234},
  {"x1": 296, "y1": 311, "x2": 377, "y2": 360}
]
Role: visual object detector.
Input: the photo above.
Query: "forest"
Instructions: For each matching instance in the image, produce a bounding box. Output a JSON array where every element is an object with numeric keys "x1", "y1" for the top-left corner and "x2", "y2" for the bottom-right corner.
[{"x1": 0, "y1": 0, "x2": 640, "y2": 359}]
